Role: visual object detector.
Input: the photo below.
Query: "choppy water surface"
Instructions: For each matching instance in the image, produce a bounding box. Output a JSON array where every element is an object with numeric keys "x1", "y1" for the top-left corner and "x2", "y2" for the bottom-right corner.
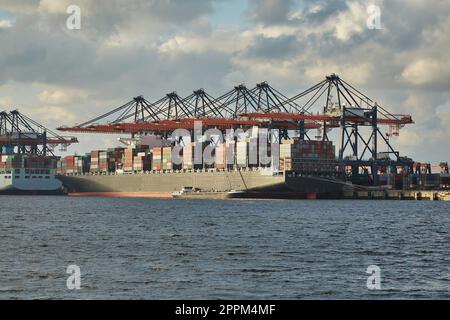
[{"x1": 0, "y1": 196, "x2": 449, "y2": 299}]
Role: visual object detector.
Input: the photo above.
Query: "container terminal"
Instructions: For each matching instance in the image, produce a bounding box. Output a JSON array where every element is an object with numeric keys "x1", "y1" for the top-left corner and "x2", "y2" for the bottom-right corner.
[{"x1": 1, "y1": 74, "x2": 449, "y2": 200}]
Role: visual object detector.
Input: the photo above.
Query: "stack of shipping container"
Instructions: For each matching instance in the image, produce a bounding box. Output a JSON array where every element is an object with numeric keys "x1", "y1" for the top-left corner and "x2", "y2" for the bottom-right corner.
[
  {"x1": 152, "y1": 147, "x2": 162, "y2": 171},
  {"x1": 183, "y1": 143, "x2": 194, "y2": 170},
  {"x1": 226, "y1": 141, "x2": 236, "y2": 169},
  {"x1": 0, "y1": 154, "x2": 56, "y2": 173},
  {"x1": 236, "y1": 141, "x2": 248, "y2": 168},
  {"x1": 279, "y1": 139, "x2": 336, "y2": 173},
  {"x1": 64, "y1": 155, "x2": 75, "y2": 174},
  {"x1": 99, "y1": 151, "x2": 108, "y2": 173},
  {"x1": 162, "y1": 147, "x2": 172, "y2": 170},
  {"x1": 133, "y1": 151, "x2": 152, "y2": 172},
  {"x1": 90, "y1": 151, "x2": 100, "y2": 173},
  {"x1": 123, "y1": 148, "x2": 134, "y2": 172},
  {"x1": 107, "y1": 148, "x2": 124, "y2": 172},
  {"x1": 52, "y1": 139, "x2": 336, "y2": 176},
  {"x1": 215, "y1": 143, "x2": 226, "y2": 170},
  {"x1": 0, "y1": 154, "x2": 17, "y2": 172}
]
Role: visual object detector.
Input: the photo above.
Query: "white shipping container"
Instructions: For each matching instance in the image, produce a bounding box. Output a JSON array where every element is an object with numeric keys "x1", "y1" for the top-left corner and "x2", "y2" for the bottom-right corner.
[
  {"x1": 237, "y1": 143, "x2": 248, "y2": 155},
  {"x1": 183, "y1": 146, "x2": 193, "y2": 164},
  {"x1": 215, "y1": 146, "x2": 226, "y2": 165},
  {"x1": 251, "y1": 126, "x2": 259, "y2": 139}
]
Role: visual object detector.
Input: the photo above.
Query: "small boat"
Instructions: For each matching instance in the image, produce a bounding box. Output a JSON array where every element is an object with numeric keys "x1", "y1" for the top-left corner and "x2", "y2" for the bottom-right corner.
[
  {"x1": 171, "y1": 191, "x2": 182, "y2": 198},
  {"x1": 172, "y1": 186, "x2": 196, "y2": 198}
]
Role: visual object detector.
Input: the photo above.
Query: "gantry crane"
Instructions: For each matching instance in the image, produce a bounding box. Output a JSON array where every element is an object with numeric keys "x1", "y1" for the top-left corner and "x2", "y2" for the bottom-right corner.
[
  {"x1": 0, "y1": 110, "x2": 78, "y2": 156},
  {"x1": 57, "y1": 74, "x2": 414, "y2": 181}
]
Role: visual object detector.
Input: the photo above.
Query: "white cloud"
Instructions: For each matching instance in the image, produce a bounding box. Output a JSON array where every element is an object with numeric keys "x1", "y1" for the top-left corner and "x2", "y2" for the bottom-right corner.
[
  {"x1": 332, "y1": 1, "x2": 366, "y2": 41},
  {"x1": 38, "y1": 0, "x2": 72, "y2": 14},
  {"x1": 402, "y1": 94, "x2": 435, "y2": 120},
  {"x1": 436, "y1": 101, "x2": 450, "y2": 137},
  {"x1": 0, "y1": 96, "x2": 14, "y2": 106},
  {"x1": 303, "y1": 61, "x2": 374, "y2": 85},
  {"x1": 158, "y1": 29, "x2": 248, "y2": 55},
  {"x1": 395, "y1": 127, "x2": 424, "y2": 154},
  {"x1": 32, "y1": 105, "x2": 78, "y2": 123},
  {"x1": 37, "y1": 87, "x2": 89, "y2": 106},
  {"x1": 401, "y1": 59, "x2": 450, "y2": 85},
  {"x1": 0, "y1": 19, "x2": 14, "y2": 29},
  {"x1": 0, "y1": 0, "x2": 40, "y2": 14}
]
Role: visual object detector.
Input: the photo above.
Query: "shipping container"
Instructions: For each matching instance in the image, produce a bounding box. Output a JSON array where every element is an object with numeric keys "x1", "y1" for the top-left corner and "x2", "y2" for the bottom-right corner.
[
  {"x1": 151, "y1": 147, "x2": 162, "y2": 171},
  {"x1": 183, "y1": 143, "x2": 194, "y2": 170},
  {"x1": 236, "y1": 141, "x2": 248, "y2": 167}
]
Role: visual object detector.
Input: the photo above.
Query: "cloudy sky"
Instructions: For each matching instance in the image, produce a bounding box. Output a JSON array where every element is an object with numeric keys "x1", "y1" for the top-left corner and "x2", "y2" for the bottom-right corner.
[{"x1": 0, "y1": 0, "x2": 449, "y2": 163}]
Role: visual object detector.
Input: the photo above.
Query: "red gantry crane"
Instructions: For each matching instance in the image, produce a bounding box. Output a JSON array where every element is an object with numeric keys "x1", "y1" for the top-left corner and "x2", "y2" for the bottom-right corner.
[
  {"x1": 0, "y1": 110, "x2": 78, "y2": 155},
  {"x1": 58, "y1": 74, "x2": 414, "y2": 180}
]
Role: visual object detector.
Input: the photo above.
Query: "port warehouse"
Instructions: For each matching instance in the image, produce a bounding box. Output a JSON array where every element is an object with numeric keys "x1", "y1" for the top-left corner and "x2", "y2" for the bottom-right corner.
[{"x1": 0, "y1": 74, "x2": 449, "y2": 191}]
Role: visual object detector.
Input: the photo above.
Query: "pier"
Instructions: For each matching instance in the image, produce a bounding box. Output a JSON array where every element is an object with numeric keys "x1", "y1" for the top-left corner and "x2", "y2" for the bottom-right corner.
[{"x1": 345, "y1": 190, "x2": 447, "y2": 201}]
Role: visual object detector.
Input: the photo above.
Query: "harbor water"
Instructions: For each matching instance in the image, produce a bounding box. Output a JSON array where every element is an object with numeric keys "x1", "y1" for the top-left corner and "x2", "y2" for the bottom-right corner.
[{"x1": 0, "y1": 196, "x2": 450, "y2": 299}]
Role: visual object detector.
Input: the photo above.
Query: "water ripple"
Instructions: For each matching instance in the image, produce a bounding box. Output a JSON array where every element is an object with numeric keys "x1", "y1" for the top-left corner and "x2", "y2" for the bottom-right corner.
[{"x1": 0, "y1": 196, "x2": 449, "y2": 299}]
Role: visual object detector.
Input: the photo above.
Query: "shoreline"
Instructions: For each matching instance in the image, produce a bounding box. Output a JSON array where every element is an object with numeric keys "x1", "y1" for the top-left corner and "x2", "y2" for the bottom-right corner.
[{"x1": 64, "y1": 190, "x2": 450, "y2": 201}]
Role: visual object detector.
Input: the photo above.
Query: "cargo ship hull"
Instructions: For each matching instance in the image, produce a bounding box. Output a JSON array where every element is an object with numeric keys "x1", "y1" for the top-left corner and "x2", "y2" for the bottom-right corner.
[
  {"x1": 59, "y1": 170, "x2": 351, "y2": 199},
  {"x1": 0, "y1": 172, "x2": 64, "y2": 195},
  {"x1": 0, "y1": 188, "x2": 64, "y2": 196},
  {"x1": 0, "y1": 154, "x2": 63, "y2": 195}
]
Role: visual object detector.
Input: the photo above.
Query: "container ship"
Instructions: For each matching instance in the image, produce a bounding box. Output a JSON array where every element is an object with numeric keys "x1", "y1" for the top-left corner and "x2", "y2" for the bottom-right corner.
[
  {"x1": 58, "y1": 139, "x2": 352, "y2": 199},
  {"x1": 0, "y1": 154, "x2": 63, "y2": 195},
  {"x1": 56, "y1": 139, "x2": 449, "y2": 199}
]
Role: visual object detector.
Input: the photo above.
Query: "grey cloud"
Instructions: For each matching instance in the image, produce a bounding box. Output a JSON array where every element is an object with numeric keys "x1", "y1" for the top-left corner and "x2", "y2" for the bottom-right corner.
[
  {"x1": 375, "y1": 0, "x2": 450, "y2": 51},
  {"x1": 82, "y1": 0, "x2": 219, "y2": 37},
  {"x1": 1, "y1": 0, "x2": 219, "y2": 38},
  {"x1": 0, "y1": 0, "x2": 449, "y2": 162},
  {"x1": 0, "y1": 0, "x2": 226, "y2": 90},
  {"x1": 0, "y1": 15, "x2": 96, "y2": 87},
  {"x1": 247, "y1": 0, "x2": 296, "y2": 25},
  {"x1": 296, "y1": 0, "x2": 349, "y2": 24},
  {"x1": 244, "y1": 35, "x2": 300, "y2": 60},
  {"x1": 0, "y1": 0, "x2": 40, "y2": 13}
]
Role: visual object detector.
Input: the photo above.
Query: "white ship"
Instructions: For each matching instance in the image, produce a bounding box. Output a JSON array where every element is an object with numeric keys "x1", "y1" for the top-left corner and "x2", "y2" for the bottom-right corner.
[{"x1": 0, "y1": 167, "x2": 63, "y2": 195}]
